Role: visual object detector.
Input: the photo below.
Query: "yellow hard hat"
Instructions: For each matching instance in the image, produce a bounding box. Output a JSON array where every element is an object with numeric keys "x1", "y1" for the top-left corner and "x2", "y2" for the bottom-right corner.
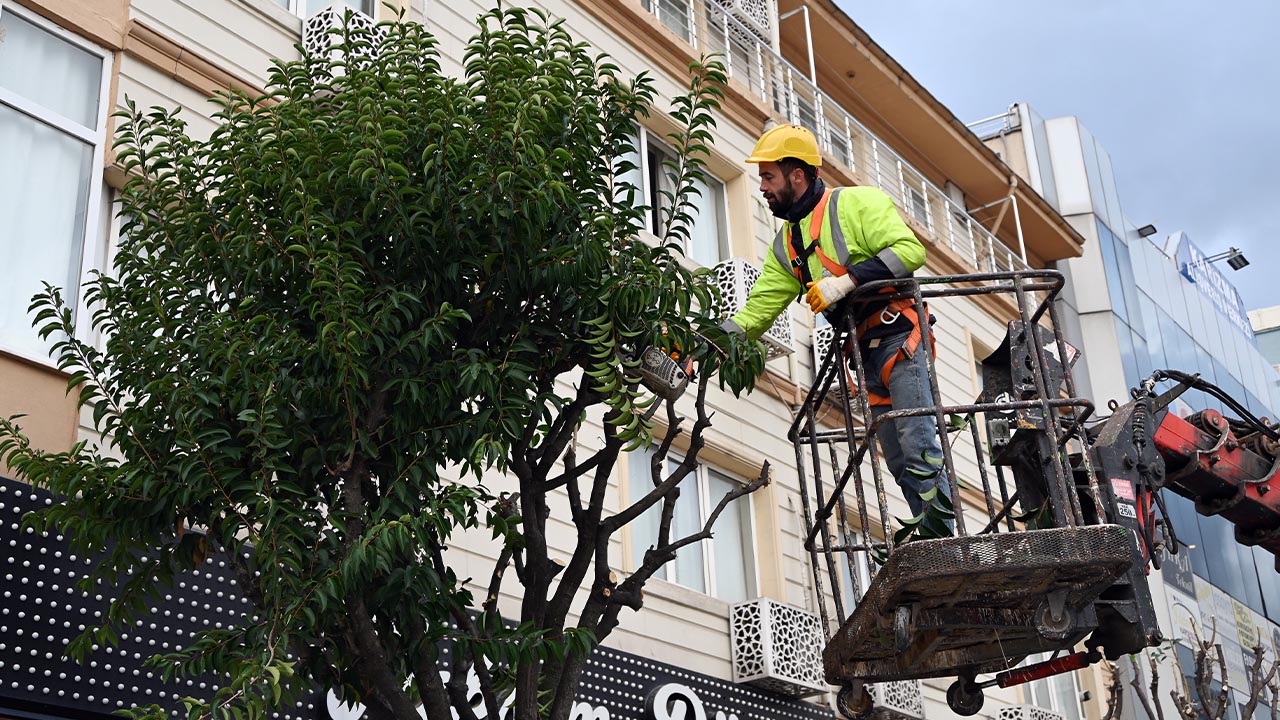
[{"x1": 746, "y1": 124, "x2": 822, "y2": 167}]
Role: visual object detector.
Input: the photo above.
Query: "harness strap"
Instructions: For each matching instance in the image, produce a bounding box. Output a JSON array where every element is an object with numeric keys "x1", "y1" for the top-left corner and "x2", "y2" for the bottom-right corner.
[
  {"x1": 850, "y1": 296, "x2": 935, "y2": 407},
  {"x1": 785, "y1": 189, "x2": 847, "y2": 283}
]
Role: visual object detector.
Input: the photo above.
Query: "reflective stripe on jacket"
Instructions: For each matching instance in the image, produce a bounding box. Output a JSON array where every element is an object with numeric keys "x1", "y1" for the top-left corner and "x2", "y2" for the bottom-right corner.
[{"x1": 724, "y1": 186, "x2": 926, "y2": 342}]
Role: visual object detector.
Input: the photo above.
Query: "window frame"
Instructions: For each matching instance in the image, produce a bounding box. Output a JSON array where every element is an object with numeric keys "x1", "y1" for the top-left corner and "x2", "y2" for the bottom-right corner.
[
  {"x1": 1024, "y1": 651, "x2": 1086, "y2": 720},
  {"x1": 0, "y1": 0, "x2": 111, "y2": 367},
  {"x1": 275, "y1": 0, "x2": 377, "y2": 20},
  {"x1": 629, "y1": 125, "x2": 730, "y2": 267},
  {"x1": 626, "y1": 449, "x2": 760, "y2": 603}
]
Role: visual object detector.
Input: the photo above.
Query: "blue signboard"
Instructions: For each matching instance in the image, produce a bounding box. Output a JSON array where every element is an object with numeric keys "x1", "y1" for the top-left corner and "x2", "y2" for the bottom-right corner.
[{"x1": 1172, "y1": 232, "x2": 1254, "y2": 339}]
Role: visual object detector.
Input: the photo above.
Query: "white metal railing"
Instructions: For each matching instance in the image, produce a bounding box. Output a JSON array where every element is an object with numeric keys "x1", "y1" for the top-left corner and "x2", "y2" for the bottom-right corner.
[
  {"x1": 641, "y1": 0, "x2": 1031, "y2": 275},
  {"x1": 967, "y1": 105, "x2": 1020, "y2": 141}
]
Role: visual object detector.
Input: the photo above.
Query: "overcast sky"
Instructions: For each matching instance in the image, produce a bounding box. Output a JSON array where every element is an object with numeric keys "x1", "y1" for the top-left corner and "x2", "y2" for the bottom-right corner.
[{"x1": 835, "y1": 1, "x2": 1280, "y2": 312}]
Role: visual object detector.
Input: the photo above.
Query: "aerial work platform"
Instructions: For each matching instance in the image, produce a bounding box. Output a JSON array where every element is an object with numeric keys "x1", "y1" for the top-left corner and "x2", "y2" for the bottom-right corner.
[{"x1": 790, "y1": 272, "x2": 1161, "y2": 716}]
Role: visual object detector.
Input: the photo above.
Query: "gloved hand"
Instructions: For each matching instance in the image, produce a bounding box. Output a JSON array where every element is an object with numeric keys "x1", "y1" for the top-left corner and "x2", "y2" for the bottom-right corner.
[{"x1": 804, "y1": 274, "x2": 856, "y2": 313}]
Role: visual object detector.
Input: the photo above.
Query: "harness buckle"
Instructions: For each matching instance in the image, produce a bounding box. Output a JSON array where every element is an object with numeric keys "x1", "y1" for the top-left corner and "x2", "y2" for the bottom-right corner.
[{"x1": 880, "y1": 307, "x2": 901, "y2": 325}]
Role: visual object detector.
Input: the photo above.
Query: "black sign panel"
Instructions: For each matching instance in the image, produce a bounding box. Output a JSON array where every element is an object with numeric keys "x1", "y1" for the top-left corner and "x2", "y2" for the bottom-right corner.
[{"x1": 2, "y1": 477, "x2": 829, "y2": 720}]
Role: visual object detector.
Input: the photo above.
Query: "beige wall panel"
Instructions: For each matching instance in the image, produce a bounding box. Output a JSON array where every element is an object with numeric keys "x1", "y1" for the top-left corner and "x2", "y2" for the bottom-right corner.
[
  {"x1": 130, "y1": 0, "x2": 302, "y2": 90},
  {"x1": 118, "y1": 58, "x2": 223, "y2": 140},
  {"x1": 0, "y1": 357, "x2": 77, "y2": 477},
  {"x1": 15, "y1": 0, "x2": 129, "y2": 48}
]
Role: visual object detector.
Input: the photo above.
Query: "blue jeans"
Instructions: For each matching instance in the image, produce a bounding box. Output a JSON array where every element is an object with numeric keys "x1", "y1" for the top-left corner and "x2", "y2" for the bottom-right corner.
[{"x1": 862, "y1": 330, "x2": 951, "y2": 518}]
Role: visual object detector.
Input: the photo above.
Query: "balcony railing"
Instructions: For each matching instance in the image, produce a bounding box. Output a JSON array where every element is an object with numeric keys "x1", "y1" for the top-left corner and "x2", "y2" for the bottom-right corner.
[{"x1": 641, "y1": 0, "x2": 1030, "y2": 275}]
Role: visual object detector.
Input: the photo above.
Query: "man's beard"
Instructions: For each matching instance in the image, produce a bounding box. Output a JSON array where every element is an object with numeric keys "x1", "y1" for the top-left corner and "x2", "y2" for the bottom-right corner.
[{"x1": 765, "y1": 178, "x2": 796, "y2": 214}]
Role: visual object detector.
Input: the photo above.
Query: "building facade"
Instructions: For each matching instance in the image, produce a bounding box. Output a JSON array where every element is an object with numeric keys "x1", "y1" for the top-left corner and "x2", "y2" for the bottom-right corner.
[
  {"x1": 983, "y1": 102, "x2": 1280, "y2": 720},
  {"x1": 1249, "y1": 306, "x2": 1280, "y2": 372},
  {"x1": 0, "y1": 2, "x2": 1089, "y2": 719}
]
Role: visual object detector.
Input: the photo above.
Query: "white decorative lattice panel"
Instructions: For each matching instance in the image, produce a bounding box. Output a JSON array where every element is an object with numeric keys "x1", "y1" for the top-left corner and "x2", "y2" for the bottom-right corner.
[
  {"x1": 812, "y1": 322, "x2": 834, "y2": 376},
  {"x1": 302, "y1": 2, "x2": 385, "y2": 72},
  {"x1": 729, "y1": 598, "x2": 826, "y2": 697},
  {"x1": 998, "y1": 705, "x2": 1067, "y2": 720},
  {"x1": 714, "y1": 257, "x2": 794, "y2": 360},
  {"x1": 710, "y1": 0, "x2": 774, "y2": 41},
  {"x1": 869, "y1": 680, "x2": 924, "y2": 720}
]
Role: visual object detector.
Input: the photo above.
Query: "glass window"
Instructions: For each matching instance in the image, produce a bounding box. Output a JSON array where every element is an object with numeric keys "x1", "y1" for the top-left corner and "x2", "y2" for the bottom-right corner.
[
  {"x1": 0, "y1": 6, "x2": 105, "y2": 362},
  {"x1": 622, "y1": 127, "x2": 729, "y2": 267},
  {"x1": 1139, "y1": 293, "x2": 1167, "y2": 371},
  {"x1": 275, "y1": 0, "x2": 375, "y2": 18},
  {"x1": 1166, "y1": 494, "x2": 1209, "y2": 579},
  {"x1": 627, "y1": 448, "x2": 757, "y2": 602},
  {"x1": 1256, "y1": 329, "x2": 1280, "y2": 368},
  {"x1": 1202, "y1": 513, "x2": 1247, "y2": 600},
  {"x1": 1254, "y1": 546, "x2": 1280, "y2": 623},
  {"x1": 1236, "y1": 539, "x2": 1264, "y2": 614},
  {"x1": 1116, "y1": 320, "x2": 1140, "y2": 389},
  {"x1": 1131, "y1": 331, "x2": 1152, "y2": 386},
  {"x1": 1097, "y1": 221, "x2": 1128, "y2": 321},
  {"x1": 1113, "y1": 234, "x2": 1144, "y2": 337},
  {"x1": 1026, "y1": 652, "x2": 1084, "y2": 720}
]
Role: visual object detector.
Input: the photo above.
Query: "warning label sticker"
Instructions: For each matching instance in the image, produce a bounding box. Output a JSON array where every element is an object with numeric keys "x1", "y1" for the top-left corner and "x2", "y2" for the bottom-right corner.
[{"x1": 1111, "y1": 478, "x2": 1136, "y2": 501}]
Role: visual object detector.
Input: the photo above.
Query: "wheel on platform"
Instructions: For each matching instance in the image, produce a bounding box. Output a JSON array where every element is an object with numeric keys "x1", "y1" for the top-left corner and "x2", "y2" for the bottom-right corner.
[
  {"x1": 1035, "y1": 599, "x2": 1076, "y2": 640},
  {"x1": 836, "y1": 683, "x2": 873, "y2": 720},
  {"x1": 946, "y1": 678, "x2": 984, "y2": 716}
]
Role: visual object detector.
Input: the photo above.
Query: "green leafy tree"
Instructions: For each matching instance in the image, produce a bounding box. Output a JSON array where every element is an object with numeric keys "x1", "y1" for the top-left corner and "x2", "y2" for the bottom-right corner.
[{"x1": 0, "y1": 8, "x2": 766, "y2": 720}]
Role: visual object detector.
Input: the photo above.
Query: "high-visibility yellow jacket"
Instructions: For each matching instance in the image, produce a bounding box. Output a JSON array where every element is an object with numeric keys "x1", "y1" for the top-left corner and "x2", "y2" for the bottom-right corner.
[{"x1": 722, "y1": 185, "x2": 926, "y2": 341}]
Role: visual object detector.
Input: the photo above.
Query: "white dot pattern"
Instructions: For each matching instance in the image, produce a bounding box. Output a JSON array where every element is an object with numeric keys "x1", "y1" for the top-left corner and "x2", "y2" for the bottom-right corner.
[{"x1": 0, "y1": 479, "x2": 322, "y2": 717}]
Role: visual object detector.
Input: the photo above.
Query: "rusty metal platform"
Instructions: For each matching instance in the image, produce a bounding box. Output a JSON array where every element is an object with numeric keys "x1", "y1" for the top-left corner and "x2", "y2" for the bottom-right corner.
[{"x1": 823, "y1": 525, "x2": 1133, "y2": 683}]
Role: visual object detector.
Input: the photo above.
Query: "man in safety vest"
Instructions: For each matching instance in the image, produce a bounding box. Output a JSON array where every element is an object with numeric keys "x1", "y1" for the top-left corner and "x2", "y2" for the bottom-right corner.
[{"x1": 719, "y1": 125, "x2": 948, "y2": 517}]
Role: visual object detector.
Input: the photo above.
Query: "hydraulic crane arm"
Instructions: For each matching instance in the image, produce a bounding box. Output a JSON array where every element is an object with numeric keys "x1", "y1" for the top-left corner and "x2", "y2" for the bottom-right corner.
[{"x1": 1154, "y1": 406, "x2": 1280, "y2": 567}]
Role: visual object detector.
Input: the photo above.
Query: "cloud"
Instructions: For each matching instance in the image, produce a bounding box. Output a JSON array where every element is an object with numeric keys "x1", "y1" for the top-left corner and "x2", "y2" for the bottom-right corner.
[{"x1": 837, "y1": 0, "x2": 1280, "y2": 309}]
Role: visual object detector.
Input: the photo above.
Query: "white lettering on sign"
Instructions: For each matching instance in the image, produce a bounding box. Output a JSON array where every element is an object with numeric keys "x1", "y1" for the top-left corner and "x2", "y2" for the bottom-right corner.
[
  {"x1": 571, "y1": 701, "x2": 611, "y2": 720},
  {"x1": 644, "y1": 683, "x2": 742, "y2": 720},
  {"x1": 646, "y1": 684, "x2": 707, "y2": 720},
  {"x1": 1110, "y1": 478, "x2": 1136, "y2": 501}
]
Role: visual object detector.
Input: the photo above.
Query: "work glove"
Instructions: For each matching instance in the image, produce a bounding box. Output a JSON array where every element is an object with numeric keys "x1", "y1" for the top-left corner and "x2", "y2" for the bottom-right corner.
[{"x1": 804, "y1": 274, "x2": 856, "y2": 313}]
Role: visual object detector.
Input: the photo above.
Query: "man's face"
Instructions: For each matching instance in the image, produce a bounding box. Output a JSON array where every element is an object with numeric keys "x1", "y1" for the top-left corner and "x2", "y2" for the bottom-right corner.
[{"x1": 758, "y1": 161, "x2": 800, "y2": 214}]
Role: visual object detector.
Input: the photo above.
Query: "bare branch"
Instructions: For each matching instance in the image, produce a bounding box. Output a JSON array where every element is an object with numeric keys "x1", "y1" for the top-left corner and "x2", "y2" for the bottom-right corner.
[
  {"x1": 1100, "y1": 661, "x2": 1124, "y2": 720},
  {"x1": 1129, "y1": 654, "x2": 1160, "y2": 720},
  {"x1": 1241, "y1": 645, "x2": 1279, "y2": 720},
  {"x1": 611, "y1": 461, "x2": 770, "y2": 610}
]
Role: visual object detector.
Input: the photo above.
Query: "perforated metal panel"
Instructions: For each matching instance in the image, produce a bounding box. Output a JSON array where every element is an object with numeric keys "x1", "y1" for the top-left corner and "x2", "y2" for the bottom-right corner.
[
  {"x1": 729, "y1": 598, "x2": 827, "y2": 697},
  {"x1": 302, "y1": 3, "x2": 385, "y2": 70},
  {"x1": 868, "y1": 680, "x2": 923, "y2": 720},
  {"x1": 0, "y1": 477, "x2": 323, "y2": 717},
  {"x1": 714, "y1": 257, "x2": 794, "y2": 359},
  {"x1": 998, "y1": 704, "x2": 1067, "y2": 720}
]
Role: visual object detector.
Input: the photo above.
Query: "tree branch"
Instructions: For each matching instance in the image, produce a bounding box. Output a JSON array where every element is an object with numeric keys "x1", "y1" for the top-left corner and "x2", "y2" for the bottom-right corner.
[
  {"x1": 610, "y1": 460, "x2": 769, "y2": 612},
  {"x1": 1100, "y1": 662, "x2": 1123, "y2": 720},
  {"x1": 1241, "y1": 645, "x2": 1279, "y2": 720}
]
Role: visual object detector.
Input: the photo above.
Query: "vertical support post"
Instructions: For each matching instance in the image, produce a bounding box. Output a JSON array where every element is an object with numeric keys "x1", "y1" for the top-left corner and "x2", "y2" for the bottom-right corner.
[
  {"x1": 910, "y1": 281, "x2": 968, "y2": 537},
  {"x1": 1048, "y1": 295, "x2": 1106, "y2": 521},
  {"x1": 844, "y1": 311, "x2": 894, "y2": 553},
  {"x1": 722, "y1": 12, "x2": 733, "y2": 78},
  {"x1": 1012, "y1": 274, "x2": 1084, "y2": 526},
  {"x1": 1012, "y1": 193, "x2": 1028, "y2": 263},
  {"x1": 793, "y1": 397, "x2": 832, "y2": 633},
  {"x1": 970, "y1": 417, "x2": 998, "y2": 526},
  {"x1": 843, "y1": 115, "x2": 854, "y2": 173},
  {"x1": 785, "y1": 66, "x2": 795, "y2": 123}
]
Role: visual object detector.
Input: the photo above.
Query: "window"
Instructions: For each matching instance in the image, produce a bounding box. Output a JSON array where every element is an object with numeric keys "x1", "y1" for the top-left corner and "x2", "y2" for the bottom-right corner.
[
  {"x1": 641, "y1": 0, "x2": 693, "y2": 42},
  {"x1": 627, "y1": 448, "x2": 757, "y2": 602},
  {"x1": 620, "y1": 127, "x2": 728, "y2": 267},
  {"x1": 0, "y1": 4, "x2": 109, "y2": 363},
  {"x1": 838, "y1": 528, "x2": 873, "y2": 614},
  {"x1": 1024, "y1": 652, "x2": 1084, "y2": 720},
  {"x1": 273, "y1": 0, "x2": 375, "y2": 19}
]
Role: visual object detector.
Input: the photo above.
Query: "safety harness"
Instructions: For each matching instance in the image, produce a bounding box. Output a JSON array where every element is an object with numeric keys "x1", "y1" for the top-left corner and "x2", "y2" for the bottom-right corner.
[{"x1": 784, "y1": 189, "x2": 934, "y2": 406}]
